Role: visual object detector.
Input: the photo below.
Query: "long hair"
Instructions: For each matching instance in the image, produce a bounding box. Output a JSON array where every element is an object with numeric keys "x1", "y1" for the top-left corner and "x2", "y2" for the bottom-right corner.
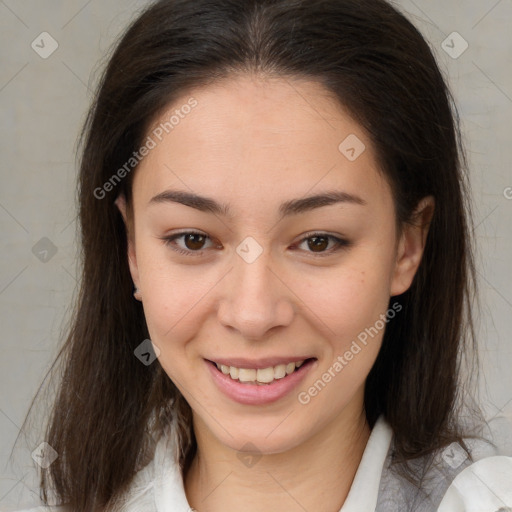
[{"x1": 17, "y1": 0, "x2": 479, "y2": 510}]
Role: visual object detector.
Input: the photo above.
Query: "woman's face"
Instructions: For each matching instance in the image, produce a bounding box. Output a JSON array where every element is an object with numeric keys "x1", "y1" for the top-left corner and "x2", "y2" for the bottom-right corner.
[{"x1": 116, "y1": 74, "x2": 430, "y2": 454}]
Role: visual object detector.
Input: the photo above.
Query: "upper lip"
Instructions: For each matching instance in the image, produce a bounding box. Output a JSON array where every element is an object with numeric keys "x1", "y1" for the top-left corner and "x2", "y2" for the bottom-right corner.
[{"x1": 206, "y1": 356, "x2": 316, "y2": 369}]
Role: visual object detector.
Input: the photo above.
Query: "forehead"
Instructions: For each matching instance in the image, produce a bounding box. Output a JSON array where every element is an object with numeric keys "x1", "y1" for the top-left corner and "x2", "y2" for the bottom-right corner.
[{"x1": 132, "y1": 74, "x2": 391, "y2": 215}]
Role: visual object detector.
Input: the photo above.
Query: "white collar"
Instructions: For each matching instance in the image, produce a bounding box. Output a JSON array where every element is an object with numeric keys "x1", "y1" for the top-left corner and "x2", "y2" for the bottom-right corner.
[
  {"x1": 151, "y1": 414, "x2": 393, "y2": 512},
  {"x1": 340, "y1": 415, "x2": 393, "y2": 511}
]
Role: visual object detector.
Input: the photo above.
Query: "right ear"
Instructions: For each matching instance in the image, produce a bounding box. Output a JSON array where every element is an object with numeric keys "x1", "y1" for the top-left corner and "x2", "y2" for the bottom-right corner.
[{"x1": 114, "y1": 193, "x2": 140, "y2": 290}]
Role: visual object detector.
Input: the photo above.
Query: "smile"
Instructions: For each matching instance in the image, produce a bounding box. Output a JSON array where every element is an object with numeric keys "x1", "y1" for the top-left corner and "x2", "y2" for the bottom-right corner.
[
  {"x1": 205, "y1": 357, "x2": 317, "y2": 405},
  {"x1": 213, "y1": 360, "x2": 306, "y2": 385}
]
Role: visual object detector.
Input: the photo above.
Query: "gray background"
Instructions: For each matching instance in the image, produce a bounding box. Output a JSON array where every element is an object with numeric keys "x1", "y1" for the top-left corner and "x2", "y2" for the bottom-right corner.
[{"x1": 1, "y1": 0, "x2": 511, "y2": 509}]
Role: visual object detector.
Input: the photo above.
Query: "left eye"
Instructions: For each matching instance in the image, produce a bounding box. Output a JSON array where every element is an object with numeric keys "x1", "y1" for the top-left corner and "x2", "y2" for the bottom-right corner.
[
  {"x1": 160, "y1": 231, "x2": 349, "y2": 257},
  {"x1": 294, "y1": 233, "x2": 349, "y2": 256}
]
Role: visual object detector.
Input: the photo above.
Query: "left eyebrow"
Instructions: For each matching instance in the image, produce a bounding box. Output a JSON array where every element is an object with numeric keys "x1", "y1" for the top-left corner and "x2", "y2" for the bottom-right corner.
[{"x1": 147, "y1": 189, "x2": 367, "y2": 220}]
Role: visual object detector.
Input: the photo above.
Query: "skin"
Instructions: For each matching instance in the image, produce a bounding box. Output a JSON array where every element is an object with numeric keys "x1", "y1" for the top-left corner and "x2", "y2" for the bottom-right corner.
[{"x1": 115, "y1": 73, "x2": 434, "y2": 512}]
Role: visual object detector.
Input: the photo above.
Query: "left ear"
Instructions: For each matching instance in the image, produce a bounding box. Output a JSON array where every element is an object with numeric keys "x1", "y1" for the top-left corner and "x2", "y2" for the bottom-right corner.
[{"x1": 390, "y1": 195, "x2": 435, "y2": 296}]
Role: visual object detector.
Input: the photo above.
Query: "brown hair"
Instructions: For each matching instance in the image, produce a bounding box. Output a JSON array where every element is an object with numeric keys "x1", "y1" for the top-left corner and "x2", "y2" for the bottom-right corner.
[{"x1": 17, "y1": 0, "x2": 480, "y2": 510}]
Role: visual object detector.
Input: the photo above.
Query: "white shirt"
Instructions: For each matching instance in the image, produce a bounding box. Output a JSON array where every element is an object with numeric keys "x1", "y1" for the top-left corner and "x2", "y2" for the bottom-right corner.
[{"x1": 10, "y1": 416, "x2": 512, "y2": 512}]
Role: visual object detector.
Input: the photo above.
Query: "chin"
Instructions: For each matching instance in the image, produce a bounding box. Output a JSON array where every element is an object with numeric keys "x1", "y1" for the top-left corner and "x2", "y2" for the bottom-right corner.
[{"x1": 195, "y1": 404, "x2": 324, "y2": 456}]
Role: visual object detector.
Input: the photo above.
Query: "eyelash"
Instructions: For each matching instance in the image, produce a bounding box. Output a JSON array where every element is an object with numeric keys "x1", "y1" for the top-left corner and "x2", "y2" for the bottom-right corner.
[{"x1": 159, "y1": 231, "x2": 350, "y2": 258}]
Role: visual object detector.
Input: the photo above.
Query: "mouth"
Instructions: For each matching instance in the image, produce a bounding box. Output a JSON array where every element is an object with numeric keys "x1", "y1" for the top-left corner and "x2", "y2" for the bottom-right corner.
[
  {"x1": 205, "y1": 356, "x2": 317, "y2": 405},
  {"x1": 206, "y1": 357, "x2": 317, "y2": 385}
]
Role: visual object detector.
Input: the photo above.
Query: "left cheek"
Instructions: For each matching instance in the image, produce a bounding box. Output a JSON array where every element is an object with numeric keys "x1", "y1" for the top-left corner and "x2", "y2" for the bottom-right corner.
[
  {"x1": 305, "y1": 263, "x2": 389, "y2": 340},
  {"x1": 330, "y1": 264, "x2": 392, "y2": 373}
]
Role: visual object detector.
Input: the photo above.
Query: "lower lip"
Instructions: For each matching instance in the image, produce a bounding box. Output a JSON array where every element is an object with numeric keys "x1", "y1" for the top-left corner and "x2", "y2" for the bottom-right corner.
[{"x1": 205, "y1": 358, "x2": 316, "y2": 405}]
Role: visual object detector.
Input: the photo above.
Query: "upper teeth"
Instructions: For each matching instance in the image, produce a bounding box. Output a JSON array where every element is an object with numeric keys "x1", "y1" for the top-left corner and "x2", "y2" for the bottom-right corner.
[{"x1": 215, "y1": 360, "x2": 305, "y2": 384}]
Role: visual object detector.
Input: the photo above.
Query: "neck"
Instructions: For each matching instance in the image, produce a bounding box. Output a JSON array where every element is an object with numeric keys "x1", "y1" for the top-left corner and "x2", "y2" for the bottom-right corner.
[{"x1": 184, "y1": 399, "x2": 371, "y2": 512}]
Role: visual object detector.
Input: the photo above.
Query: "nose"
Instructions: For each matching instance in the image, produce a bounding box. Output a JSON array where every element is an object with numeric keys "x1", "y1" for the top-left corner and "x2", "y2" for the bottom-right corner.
[{"x1": 217, "y1": 242, "x2": 295, "y2": 340}]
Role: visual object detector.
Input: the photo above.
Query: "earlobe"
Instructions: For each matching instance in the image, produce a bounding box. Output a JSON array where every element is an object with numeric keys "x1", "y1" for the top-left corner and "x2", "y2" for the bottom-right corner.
[
  {"x1": 390, "y1": 196, "x2": 435, "y2": 296},
  {"x1": 114, "y1": 193, "x2": 141, "y2": 293}
]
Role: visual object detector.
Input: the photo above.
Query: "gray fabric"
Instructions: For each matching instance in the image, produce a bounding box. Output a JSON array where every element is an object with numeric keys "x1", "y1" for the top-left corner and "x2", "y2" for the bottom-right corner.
[{"x1": 375, "y1": 436, "x2": 498, "y2": 511}]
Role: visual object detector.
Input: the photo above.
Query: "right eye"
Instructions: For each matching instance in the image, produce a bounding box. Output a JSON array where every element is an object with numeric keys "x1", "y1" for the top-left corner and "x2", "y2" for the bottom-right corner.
[{"x1": 160, "y1": 231, "x2": 218, "y2": 257}]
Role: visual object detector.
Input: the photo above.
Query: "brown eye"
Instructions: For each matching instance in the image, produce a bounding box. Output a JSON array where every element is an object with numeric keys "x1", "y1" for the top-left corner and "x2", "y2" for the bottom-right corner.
[
  {"x1": 183, "y1": 233, "x2": 207, "y2": 250},
  {"x1": 307, "y1": 235, "x2": 330, "y2": 252},
  {"x1": 160, "y1": 231, "x2": 216, "y2": 256},
  {"x1": 295, "y1": 232, "x2": 350, "y2": 257}
]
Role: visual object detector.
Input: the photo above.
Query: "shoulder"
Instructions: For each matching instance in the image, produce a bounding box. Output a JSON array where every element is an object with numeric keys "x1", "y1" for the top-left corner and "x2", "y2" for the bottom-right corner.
[
  {"x1": 376, "y1": 423, "x2": 512, "y2": 512},
  {"x1": 437, "y1": 454, "x2": 512, "y2": 511},
  {"x1": 6, "y1": 431, "x2": 166, "y2": 512}
]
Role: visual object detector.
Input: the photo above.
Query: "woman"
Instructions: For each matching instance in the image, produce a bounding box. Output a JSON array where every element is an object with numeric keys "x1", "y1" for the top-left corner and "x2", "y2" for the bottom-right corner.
[{"x1": 13, "y1": 0, "x2": 512, "y2": 511}]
